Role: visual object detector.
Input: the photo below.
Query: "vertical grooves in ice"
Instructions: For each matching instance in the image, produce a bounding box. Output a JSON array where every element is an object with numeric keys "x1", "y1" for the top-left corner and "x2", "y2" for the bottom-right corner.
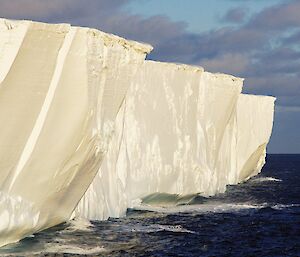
[{"x1": 8, "y1": 28, "x2": 76, "y2": 191}]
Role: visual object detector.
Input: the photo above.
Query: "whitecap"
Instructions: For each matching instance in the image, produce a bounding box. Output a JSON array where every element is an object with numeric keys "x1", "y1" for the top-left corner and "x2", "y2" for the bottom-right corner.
[
  {"x1": 251, "y1": 177, "x2": 282, "y2": 183},
  {"x1": 121, "y1": 223, "x2": 196, "y2": 234},
  {"x1": 44, "y1": 244, "x2": 106, "y2": 255},
  {"x1": 272, "y1": 204, "x2": 300, "y2": 210},
  {"x1": 133, "y1": 202, "x2": 268, "y2": 214},
  {"x1": 65, "y1": 217, "x2": 94, "y2": 232}
]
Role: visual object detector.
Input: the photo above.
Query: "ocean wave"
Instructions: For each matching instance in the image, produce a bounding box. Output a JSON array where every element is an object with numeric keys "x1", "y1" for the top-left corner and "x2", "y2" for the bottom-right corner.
[
  {"x1": 43, "y1": 243, "x2": 106, "y2": 255},
  {"x1": 141, "y1": 192, "x2": 201, "y2": 207},
  {"x1": 250, "y1": 177, "x2": 282, "y2": 183},
  {"x1": 66, "y1": 217, "x2": 94, "y2": 232},
  {"x1": 134, "y1": 201, "x2": 300, "y2": 214},
  {"x1": 133, "y1": 202, "x2": 268, "y2": 214},
  {"x1": 122, "y1": 224, "x2": 196, "y2": 234},
  {"x1": 272, "y1": 204, "x2": 300, "y2": 210}
]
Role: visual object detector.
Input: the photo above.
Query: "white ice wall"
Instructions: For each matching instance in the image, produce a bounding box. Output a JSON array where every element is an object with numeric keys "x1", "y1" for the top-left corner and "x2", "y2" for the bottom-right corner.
[
  {"x1": 0, "y1": 19, "x2": 151, "y2": 247},
  {"x1": 76, "y1": 61, "x2": 265, "y2": 220},
  {"x1": 235, "y1": 94, "x2": 275, "y2": 181},
  {"x1": 0, "y1": 18, "x2": 275, "y2": 247}
]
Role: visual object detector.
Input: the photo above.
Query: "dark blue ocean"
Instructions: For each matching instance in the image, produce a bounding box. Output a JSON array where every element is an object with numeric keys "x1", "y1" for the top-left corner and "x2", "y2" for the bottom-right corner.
[{"x1": 1, "y1": 154, "x2": 299, "y2": 257}]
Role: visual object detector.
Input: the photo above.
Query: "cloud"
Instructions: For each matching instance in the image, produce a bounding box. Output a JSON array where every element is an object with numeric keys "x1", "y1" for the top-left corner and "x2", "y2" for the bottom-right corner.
[
  {"x1": 282, "y1": 29, "x2": 300, "y2": 45},
  {"x1": 200, "y1": 53, "x2": 251, "y2": 75},
  {"x1": 268, "y1": 106, "x2": 300, "y2": 153},
  {"x1": 0, "y1": 0, "x2": 129, "y2": 20},
  {"x1": 0, "y1": 0, "x2": 65, "y2": 18},
  {"x1": 221, "y1": 7, "x2": 248, "y2": 23},
  {"x1": 247, "y1": 0, "x2": 300, "y2": 30},
  {"x1": 250, "y1": 47, "x2": 300, "y2": 76}
]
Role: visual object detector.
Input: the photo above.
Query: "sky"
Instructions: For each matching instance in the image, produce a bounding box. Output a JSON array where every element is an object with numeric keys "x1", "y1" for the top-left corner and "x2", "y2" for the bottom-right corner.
[{"x1": 0, "y1": 0, "x2": 299, "y2": 153}]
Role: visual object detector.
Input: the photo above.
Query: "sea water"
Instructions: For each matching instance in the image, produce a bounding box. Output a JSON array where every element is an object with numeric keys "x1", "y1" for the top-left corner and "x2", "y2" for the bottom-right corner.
[{"x1": 0, "y1": 154, "x2": 299, "y2": 257}]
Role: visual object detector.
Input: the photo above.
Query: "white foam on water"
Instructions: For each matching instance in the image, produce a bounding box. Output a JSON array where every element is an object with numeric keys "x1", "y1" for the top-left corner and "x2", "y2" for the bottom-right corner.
[
  {"x1": 121, "y1": 224, "x2": 196, "y2": 234},
  {"x1": 0, "y1": 253, "x2": 35, "y2": 257},
  {"x1": 43, "y1": 243, "x2": 106, "y2": 255},
  {"x1": 251, "y1": 177, "x2": 282, "y2": 183},
  {"x1": 149, "y1": 224, "x2": 196, "y2": 234},
  {"x1": 134, "y1": 201, "x2": 300, "y2": 214},
  {"x1": 272, "y1": 204, "x2": 300, "y2": 210},
  {"x1": 66, "y1": 217, "x2": 94, "y2": 232},
  {"x1": 0, "y1": 244, "x2": 105, "y2": 257},
  {"x1": 133, "y1": 202, "x2": 268, "y2": 214}
]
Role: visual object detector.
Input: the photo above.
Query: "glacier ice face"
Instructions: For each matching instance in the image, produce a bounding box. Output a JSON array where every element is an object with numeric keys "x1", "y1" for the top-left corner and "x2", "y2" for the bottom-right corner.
[
  {"x1": 0, "y1": 18, "x2": 151, "y2": 247},
  {"x1": 0, "y1": 18, "x2": 275, "y2": 247},
  {"x1": 216, "y1": 94, "x2": 276, "y2": 187},
  {"x1": 75, "y1": 61, "x2": 275, "y2": 221},
  {"x1": 235, "y1": 94, "x2": 276, "y2": 181}
]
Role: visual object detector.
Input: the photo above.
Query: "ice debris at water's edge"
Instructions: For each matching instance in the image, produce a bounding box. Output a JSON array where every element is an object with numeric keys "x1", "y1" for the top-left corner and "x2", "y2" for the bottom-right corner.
[{"x1": 0, "y1": 18, "x2": 275, "y2": 247}]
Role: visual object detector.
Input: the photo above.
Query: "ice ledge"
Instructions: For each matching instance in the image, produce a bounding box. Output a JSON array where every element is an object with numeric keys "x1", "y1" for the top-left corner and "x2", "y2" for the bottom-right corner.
[{"x1": 0, "y1": 18, "x2": 153, "y2": 55}]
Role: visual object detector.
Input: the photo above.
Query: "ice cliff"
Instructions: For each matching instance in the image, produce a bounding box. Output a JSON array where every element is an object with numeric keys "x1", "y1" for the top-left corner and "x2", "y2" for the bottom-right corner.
[
  {"x1": 0, "y1": 19, "x2": 151, "y2": 247},
  {"x1": 75, "y1": 61, "x2": 275, "y2": 220},
  {"x1": 0, "y1": 18, "x2": 275, "y2": 247}
]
